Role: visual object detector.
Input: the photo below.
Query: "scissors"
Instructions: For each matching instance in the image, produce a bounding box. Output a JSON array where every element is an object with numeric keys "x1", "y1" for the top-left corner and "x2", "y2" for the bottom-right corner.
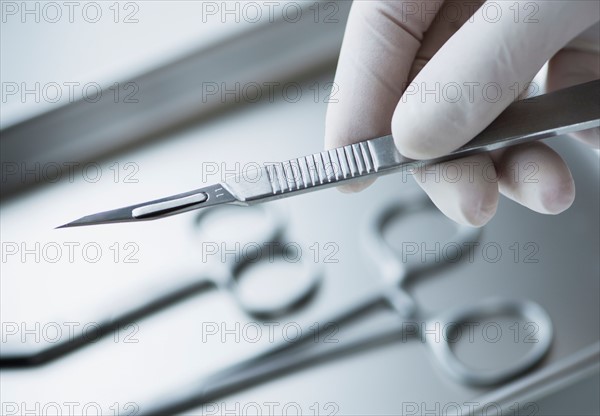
[
  {"x1": 1, "y1": 205, "x2": 321, "y2": 367},
  {"x1": 58, "y1": 79, "x2": 600, "y2": 228},
  {"x1": 143, "y1": 197, "x2": 553, "y2": 415}
]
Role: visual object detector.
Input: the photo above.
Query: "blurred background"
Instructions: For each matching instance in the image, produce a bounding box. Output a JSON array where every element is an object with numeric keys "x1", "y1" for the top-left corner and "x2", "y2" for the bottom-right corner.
[{"x1": 1, "y1": 1, "x2": 599, "y2": 415}]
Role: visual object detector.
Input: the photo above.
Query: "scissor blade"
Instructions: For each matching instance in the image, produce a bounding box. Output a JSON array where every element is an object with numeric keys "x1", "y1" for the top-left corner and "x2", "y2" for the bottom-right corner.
[{"x1": 57, "y1": 183, "x2": 237, "y2": 228}]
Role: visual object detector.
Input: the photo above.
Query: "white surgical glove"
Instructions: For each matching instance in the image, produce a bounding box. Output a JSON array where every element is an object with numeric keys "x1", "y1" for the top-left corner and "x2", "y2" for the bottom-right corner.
[{"x1": 325, "y1": 0, "x2": 600, "y2": 226}]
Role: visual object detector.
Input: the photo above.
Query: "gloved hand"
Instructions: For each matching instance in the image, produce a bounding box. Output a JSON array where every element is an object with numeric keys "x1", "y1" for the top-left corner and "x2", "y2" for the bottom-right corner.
[{"x1": 325, "y1": 0, "x2": 600, "y2": 226}]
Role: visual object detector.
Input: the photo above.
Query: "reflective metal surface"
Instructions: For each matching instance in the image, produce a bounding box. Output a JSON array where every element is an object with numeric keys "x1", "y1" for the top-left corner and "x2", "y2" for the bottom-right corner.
[{"x1": 1, "y1": 75, "x2": 598, "y2": 415}]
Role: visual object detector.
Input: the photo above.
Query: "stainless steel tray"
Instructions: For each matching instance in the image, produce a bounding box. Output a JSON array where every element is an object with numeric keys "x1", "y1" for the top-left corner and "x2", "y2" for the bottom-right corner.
[{"x1": 1, "y1": 74, "x2": 598, "y2": 415}]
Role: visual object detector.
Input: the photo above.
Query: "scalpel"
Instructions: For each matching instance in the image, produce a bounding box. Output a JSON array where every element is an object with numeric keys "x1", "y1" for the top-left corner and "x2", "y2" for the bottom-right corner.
[{"x1": 58, "y1": 80, "x2": 600, "y2": 228}]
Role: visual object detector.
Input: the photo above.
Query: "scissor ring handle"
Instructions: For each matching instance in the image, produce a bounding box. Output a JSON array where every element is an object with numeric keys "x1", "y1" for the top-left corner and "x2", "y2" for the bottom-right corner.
[
  {"x1": 364, "y1": 197, "x2": 481, "y2": 287},
  {"x1": 425, "y1": 297, "x2": 553, "y2": 386},
  {"x1": 195, "y1": 204, "x2": 322, "y2": 319},
  {"x1": 230, "y1": 244, "x2": 322, "y2": 319}
]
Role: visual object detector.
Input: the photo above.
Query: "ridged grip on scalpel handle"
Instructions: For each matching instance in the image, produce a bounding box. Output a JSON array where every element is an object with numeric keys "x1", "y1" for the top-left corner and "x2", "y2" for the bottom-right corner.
[
  {"x1": 264, "y1": 141, "x2": 385, "y2": 194},
  {"x1": 223, "y1": 139, "x2": 404, "y2": 203}
]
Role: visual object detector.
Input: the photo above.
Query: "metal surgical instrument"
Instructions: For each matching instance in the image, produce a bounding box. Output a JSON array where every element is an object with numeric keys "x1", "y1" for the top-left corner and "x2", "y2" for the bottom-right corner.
[
  {"x1": 142, "y1": 197, "x2": 553, "y2": 415},
  {"x1": 59, "y1": 79, "x2": 600, "y2": 228}
]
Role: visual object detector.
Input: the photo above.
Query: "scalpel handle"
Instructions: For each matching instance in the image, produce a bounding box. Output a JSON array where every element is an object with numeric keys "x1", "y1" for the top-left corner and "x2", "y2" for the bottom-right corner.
[
  {"x1": 372, "y1": 78, "x2": 600, "y2": 172},
  {"x1": 226, "y1": 80, "x2": 599, "y2": 203}
]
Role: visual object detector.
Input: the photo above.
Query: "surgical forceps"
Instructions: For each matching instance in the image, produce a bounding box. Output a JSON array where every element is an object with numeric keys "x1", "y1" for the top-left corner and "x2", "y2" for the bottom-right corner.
[
  {"x1": 143, "y1": 197, "x2": 553, "y2": 415},
  {"x1": 1, "y1": 206, "x2": 320, "y2": 367},
  {"x1": 59, "y1": 80, "x2": 600, "y2": 228}
]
